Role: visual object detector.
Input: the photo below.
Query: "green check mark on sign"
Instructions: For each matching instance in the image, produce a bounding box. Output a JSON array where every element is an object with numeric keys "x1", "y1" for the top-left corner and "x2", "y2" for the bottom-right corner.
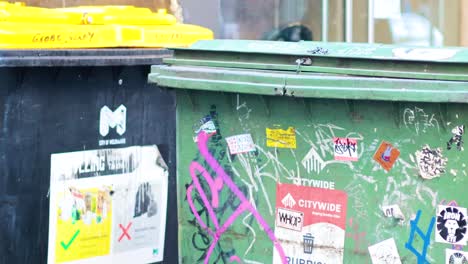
[{"x1": 61, "y1": 230, "x2": 80, "y2": 250}]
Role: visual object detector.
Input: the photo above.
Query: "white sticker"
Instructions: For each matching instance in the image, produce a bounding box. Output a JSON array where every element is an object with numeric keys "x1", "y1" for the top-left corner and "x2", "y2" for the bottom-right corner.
[
  {"x1": 374, "y1": 0, "x2": 401, "y2": 19},
  {"x1": 333, "y1": 137, "x2": 358, "y2": 161},
  {"x1": 446, "y1": 249, "x2": 468, "y2": 264},
  {"x1": 225, "y1": 134, "x2": 256, "y2": 155},
  {"x1": 435, "y1": 205, "x2": 468, "y2": 245},
  {"x1": 382, "y1": 205, "x2": 404, "y2": 220},
  {"x1": 393, "y1": 48, "x2": 458, "y2": 61},
  {"x1": 275, "y1": 208, "x2": 304, "y2": 232},
  {"x1": 368, "y1": 238, "x2": 402, "y2": 264}
]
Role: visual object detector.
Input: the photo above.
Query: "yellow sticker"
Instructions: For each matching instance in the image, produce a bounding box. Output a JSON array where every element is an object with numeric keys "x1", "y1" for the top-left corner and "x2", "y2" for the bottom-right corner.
[{"x1": 266, "y1": 127, "x2": 297, "y2": 149}]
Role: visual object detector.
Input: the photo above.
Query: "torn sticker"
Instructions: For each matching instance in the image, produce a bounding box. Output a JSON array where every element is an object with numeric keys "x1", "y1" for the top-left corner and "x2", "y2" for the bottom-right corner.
[
  {"x1": 333, "y1": 137, "x2": 358, "y2": 161},
  {"x1": 193, "y1": 115, "x2": 217, "y2": 142},
  {"x1": 415, "y1": 145, "x2": 447, "y2": 180},
  {"x1": 382, "y1": 205, "x2": 404, "y2": 220},
  {"x1": 445, "y1": 249, "x2": 468, "y2": 264},
  {"x1": 368, "y1": 238, "x2": 402, "y2": 264},
  {"x1": 435, "y1": 205, "x2": 468, "y2": 245},
  {"x1": 374, "y1": 141, "x2": 400, "y2": 171},
  {"x1": 266, "y1": 127, "x2": 296, "y2": 149},
  {"x1": 225, "y1": 134, "x2": 256, "y2": 155},
  {"x1": 447, "y1": 125, "x2": 464, "y2": 151}
]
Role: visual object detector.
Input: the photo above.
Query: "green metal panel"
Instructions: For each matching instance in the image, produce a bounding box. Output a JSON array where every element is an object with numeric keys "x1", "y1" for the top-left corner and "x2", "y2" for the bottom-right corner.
[
  {"x1": 161, "y1": 40, "x2": 468, "y2": 81},
  {"x1": 149, "y1": 40, "x2": 468, "y2": 264},
  {"x1": 187, "y1": 40, "x2": 468, "y2": 63}
]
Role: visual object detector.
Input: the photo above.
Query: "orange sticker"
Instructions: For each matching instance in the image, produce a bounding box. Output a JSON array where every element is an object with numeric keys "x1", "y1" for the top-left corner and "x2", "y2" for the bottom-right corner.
[{"x1": 374, "y1": 141, "x2": 400, "y2": 171}]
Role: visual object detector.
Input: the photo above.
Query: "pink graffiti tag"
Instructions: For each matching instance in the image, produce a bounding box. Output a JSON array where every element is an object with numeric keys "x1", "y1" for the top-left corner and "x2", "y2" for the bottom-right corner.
[{"x1": 187, "y1": 131, "x2": 286, "y2": 264}]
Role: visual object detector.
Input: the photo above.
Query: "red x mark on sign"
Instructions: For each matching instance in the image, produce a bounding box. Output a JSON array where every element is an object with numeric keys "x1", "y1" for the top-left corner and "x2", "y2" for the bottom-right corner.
[{"x1": 118, "y1": 222, "x2": 132, "y2": 242}]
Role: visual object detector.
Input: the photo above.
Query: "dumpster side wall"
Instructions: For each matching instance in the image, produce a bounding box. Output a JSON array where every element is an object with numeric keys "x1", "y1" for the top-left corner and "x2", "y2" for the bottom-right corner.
[
  {"x1": 0, "y1": 66, "x2": 177, "y2": 264},
  {"x1": 177, "y1": 90, "x2": 468, "y2": 263}
]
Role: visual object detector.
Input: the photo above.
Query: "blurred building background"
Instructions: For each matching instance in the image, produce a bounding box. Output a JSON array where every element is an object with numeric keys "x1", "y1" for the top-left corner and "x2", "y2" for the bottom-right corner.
[{"x1": 19, "y1": 0, "x2": 468, "y2": 46}]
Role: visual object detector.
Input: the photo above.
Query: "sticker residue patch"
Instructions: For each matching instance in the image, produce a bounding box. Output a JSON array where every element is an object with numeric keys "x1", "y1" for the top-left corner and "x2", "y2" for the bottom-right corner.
[
  {"x1": 368, "y1": 238, "x2": 402, "y2": 264},
  {"x1": 374, "y1": 141, "x2": 400, "y2": 171},
  {"x1": 225, "y1": 134, "x2": 256, "y2": 155},
  {"x1": 266, "y1": 127, "x2": 296, "y2": 149}
]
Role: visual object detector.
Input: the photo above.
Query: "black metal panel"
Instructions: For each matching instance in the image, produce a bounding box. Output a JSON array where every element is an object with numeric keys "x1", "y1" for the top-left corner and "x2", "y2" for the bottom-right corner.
[
  {"x1": 0, "y1": 49, "x2": 172, "y2": 67},
  {"x1": 0, "y1": 64, "x2": 177, "y2": 264}
]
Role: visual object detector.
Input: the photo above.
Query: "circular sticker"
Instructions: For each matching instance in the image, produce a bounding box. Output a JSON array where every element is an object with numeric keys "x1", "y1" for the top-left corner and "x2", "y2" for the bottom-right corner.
[
  {"x1": 436, "y1": 206, "x2": 467, "y2": 244},
  {"x1": 448, "y1": 252, "x2": 468, "y2": 264}
]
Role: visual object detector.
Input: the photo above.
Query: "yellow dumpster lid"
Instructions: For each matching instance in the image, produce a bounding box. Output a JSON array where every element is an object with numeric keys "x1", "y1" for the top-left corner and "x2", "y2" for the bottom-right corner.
[{"x1": 0, "y1": 2, "x2": 213, "y2": 49}]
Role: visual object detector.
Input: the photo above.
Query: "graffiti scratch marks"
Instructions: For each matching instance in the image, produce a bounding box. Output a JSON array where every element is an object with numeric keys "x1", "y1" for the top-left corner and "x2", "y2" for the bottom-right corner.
[
  {"x1": 187, "y1": 131, "x2": 286, "y2": 264},
  {"x1": 344, "y1": 183, "x2": 369, "y2": 220},
  {"x1": 403, "y1": 107, "x2": 440, "y2": 135},
  {"x1": 405, "y1": 210, "x2": 435, "y2": 264}
]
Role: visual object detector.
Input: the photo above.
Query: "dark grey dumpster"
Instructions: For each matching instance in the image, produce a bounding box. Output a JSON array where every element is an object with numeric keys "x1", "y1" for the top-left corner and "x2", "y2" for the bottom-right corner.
[{"x1": 0, "y1": 49, "x2": 177, "y2": 264}]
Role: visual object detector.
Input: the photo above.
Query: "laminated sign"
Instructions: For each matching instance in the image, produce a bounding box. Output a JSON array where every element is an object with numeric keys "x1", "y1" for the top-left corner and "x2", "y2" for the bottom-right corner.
[
  {"x1": 266, "y1": 127, "x2": 296, "y2": 149},
  {"x1": 273, "y1": 183, "x2": 348, "y2": 264},
  {"x1": 47, "y1": 146, "x2": 169, "y2": 264}
]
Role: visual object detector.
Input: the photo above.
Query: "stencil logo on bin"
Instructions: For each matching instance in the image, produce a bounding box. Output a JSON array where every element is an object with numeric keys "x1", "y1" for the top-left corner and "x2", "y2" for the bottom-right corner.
[
  {"x1": 100, "y1": 105, "x2": 127, "y2": 137},
  {"x1": 282, "y1": 193, "x2": 296, "y2": 208}
]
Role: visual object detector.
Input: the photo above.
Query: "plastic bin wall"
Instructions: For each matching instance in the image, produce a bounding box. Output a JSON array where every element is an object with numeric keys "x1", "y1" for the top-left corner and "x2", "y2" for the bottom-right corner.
[
  {"x1": 150, "y1": 40, "x2": 468, "y2": 264},
  {"x1": 0, "y1": 49, "x2": 177, "y2": 264}
]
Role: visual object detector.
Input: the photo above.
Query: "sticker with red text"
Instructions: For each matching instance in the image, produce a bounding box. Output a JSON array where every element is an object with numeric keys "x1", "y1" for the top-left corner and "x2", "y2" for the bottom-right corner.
[
  {"x1": 334, "y1": 137, "x2": 358, "y2": 161},
  {"x1": 273, "y1": 183, "x2": 347, "y2": 264},
  {"x1": 225, "y1": 134, "x2": 256, "y2": 155}
]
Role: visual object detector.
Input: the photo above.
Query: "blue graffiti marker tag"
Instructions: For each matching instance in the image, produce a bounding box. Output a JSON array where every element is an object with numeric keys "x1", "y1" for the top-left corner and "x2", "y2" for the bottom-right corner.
[{"x1": 405, "y1": 210, "x2": 435, "y2": 264}]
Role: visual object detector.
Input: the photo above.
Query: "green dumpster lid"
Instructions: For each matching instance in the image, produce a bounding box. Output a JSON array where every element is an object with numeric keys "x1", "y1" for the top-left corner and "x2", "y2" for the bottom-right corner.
[
  {"x1": 187, "y1": 40, "x2": 468, "y2": 63},
  {"x1": 149, "y1": 40, "x2": 468, "y2": 103}
]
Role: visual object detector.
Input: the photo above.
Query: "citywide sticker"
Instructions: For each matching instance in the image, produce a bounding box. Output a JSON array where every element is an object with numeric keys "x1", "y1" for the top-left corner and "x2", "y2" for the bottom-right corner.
[{"x1": 273, "y1": 183, "x2": 347, "y2": 264}]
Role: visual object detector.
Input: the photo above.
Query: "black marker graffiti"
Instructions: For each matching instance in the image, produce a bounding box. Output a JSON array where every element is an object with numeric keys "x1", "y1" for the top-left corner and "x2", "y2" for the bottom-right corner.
[{"x1": 416, "y1": 145, "x2": 447, "y2": 180}]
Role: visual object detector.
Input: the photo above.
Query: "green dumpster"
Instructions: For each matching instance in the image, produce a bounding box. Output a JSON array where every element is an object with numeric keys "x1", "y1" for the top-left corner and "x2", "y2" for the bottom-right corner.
[{"x1": 149, "y1": 40, "x2": 468, "y2": 264}]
